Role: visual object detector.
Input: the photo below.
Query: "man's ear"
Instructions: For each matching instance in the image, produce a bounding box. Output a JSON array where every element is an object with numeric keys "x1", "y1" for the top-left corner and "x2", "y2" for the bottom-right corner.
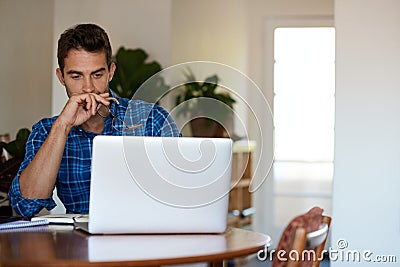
[
  {"x1": 108, "y1": 62, "x2": 116, "y2": 82},
  {"x1": 56, "y1": 68, "x2": 65, "y2": 86}
]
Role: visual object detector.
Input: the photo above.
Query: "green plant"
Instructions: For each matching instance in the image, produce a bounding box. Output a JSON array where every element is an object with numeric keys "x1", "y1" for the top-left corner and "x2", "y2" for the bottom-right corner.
[
  {"x1": 109, "y1": 47, "x2": 168, "y2": 101},
  {"x1": 175, "y1": 68, "x2": 236, "y2": 119},
  {"x1": 174, "y1": 69, "x2": 236, "y2": 137},
  {"x1": 1, "y1": 128, "x2": 30, "y2": 159},
  {"x1": 0, "y1": 128, "x2": 30, "y2": 192}
]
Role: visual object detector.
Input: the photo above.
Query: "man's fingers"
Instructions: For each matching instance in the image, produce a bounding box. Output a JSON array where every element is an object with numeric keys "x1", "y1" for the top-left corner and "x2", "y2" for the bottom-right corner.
[
  {"x1": 99, "y1": 92, "x2": 110, "y2": 98},
  {"x1": 88, "y1": 94, "x2": 98, "y2": 115},
  {"x1": 91, "y1": 93, "x2": 110, "y2": 106},
  {"x1": 69, "y1": 93, "x2": 111, "y2": 115}
]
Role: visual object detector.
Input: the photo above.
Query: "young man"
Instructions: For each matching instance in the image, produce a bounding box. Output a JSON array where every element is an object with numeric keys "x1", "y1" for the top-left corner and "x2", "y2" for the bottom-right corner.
[{"x1": 9, "y1": 24, "x2": 181, "y2": 217}]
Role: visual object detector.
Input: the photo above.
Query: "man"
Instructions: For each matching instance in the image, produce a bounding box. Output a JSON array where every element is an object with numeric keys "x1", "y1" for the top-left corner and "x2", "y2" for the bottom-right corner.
[{"x1": 8, "y1": 24, "x2": 181, "y2": 217}]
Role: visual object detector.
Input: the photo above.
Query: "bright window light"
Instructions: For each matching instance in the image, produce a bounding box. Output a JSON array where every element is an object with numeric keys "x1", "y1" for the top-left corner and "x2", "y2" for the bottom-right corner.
[{"x1": 274, "y1": 27, "x2": 335, "y2": 162}]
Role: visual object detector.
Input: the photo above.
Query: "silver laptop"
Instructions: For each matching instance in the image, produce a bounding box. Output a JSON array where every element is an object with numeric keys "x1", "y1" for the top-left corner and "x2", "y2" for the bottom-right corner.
[{"x1": 75, "y1": 136, "x2": 233, "y2": 234}]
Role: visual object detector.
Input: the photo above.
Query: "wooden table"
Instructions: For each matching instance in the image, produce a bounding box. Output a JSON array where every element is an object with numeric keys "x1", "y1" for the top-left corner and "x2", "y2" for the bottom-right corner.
[{"x1": 0, "y1": 226, "x2": 270, "y2": 267}]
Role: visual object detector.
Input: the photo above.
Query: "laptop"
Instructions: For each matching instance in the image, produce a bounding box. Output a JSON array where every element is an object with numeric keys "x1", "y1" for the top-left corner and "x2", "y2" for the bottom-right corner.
[{"x1": 75, "y1": 136, "x2": 233, "y2": 234}]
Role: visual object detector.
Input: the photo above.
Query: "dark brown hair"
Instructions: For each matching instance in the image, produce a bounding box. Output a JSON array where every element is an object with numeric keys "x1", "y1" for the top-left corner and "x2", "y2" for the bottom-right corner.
[{"x1": 57, "y1": 23, "x2": 112, "y2": 73}]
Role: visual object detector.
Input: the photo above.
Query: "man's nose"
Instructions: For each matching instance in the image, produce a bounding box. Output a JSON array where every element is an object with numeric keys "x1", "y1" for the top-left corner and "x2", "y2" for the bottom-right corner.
[{"x1": 82, "y1": 77, "x2": 95, "y2": 93}]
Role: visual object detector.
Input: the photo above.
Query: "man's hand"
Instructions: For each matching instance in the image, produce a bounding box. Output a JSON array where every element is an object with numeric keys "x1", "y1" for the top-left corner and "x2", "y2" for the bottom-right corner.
[{"x1": 57, "y1": 92, "x2": 110, "y2": 130}]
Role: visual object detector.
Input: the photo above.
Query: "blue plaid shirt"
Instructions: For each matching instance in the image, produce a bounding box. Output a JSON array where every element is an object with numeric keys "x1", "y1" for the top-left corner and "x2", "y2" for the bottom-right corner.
[{"x1": 9, "y1": 91, "x2": 181, "y2": 217}]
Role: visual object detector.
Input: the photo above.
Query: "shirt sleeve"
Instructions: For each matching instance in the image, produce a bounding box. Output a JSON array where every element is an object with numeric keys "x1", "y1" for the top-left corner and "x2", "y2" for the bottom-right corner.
[{"x1": 8, "y1": 120, "x2": 57, "y2": 217}]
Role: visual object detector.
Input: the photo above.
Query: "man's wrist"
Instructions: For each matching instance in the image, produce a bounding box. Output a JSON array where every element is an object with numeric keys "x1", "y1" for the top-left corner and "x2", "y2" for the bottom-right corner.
[{"x1": 53, "y1": 117, "x2": 73, "y2": 135}]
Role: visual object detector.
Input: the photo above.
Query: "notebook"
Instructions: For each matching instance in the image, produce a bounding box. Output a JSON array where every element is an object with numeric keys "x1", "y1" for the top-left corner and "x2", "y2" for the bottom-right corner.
[
  {"x1": 0, "y1": 218, "x2": 49, "y2": 231},
  {"x1": 75, "y1": 136, "x2": 233, "y2": 234}
]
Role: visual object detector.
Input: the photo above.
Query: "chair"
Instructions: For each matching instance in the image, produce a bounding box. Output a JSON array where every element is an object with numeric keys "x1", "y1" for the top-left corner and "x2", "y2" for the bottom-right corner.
[{"x1": 272, "y1": 207, "x2": 331, "y2": 267}]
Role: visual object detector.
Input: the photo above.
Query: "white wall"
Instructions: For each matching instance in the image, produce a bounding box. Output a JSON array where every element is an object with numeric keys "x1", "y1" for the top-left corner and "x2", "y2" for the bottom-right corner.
[
  {"x1": 333, "y1": 0, "x2": 400, "y2": 265},
  {"x1": 51, "y1": 0, "x2": 172, "y2": 115},
  {"x1": 171, "y1": 0, "x2": 247, "y2": 70},
  {"x1": 0, "y1": 0, "x2": 54, "y2": 137}
]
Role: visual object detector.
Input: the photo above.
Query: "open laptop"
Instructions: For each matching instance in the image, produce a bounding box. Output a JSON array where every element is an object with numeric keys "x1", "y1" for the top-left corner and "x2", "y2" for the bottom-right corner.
[{"x1": 75, "y1": 136, "x2": 233, "y2": 234}]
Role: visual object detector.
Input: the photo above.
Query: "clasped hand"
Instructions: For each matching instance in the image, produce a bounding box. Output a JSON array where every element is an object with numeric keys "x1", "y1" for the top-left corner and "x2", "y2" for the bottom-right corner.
[{"x1": 58, "y1": 92, "x2": 111, "y2": 129}]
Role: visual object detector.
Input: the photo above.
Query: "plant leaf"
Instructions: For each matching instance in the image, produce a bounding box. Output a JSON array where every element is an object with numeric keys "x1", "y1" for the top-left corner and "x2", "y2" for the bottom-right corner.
[
  {"x1": 16, "y1": 128, "x2": 30, "y2": 141},
  {"x1": 110, "y1": 47, "x2": 166, "y2": 101},
  {"x1": 3, "y1": 128, "x2": 31, "y2": 159}
]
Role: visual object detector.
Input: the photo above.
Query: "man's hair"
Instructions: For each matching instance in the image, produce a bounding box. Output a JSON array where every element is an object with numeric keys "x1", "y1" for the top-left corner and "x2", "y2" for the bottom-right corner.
[{"x1": 57, "y1": 23, "x2": 112, "y2": 73}]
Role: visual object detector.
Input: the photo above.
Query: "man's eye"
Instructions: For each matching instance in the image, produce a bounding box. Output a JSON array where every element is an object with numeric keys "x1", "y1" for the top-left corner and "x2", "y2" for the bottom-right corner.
[
  {"x1": 93, "y1": 73, "x2": 103, "y2": 79},
  {"x1": 71, "y1": 75, "x2": 81, "y2": 79}
]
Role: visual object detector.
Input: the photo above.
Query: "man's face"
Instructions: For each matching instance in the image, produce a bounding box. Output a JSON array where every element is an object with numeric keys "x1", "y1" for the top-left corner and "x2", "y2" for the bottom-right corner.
[{"x1": 56, "y1": 49, "x2": 116, "y2": 97}]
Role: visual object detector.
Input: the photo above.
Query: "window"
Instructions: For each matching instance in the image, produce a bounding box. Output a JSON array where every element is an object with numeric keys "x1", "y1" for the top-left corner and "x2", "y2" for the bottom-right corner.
[
  {"x1": 274, "y1": 27, "x2": 335, "y2": 162},
  {"x1": 273, "y1": 27, "x2": 335, "y2": 227}
]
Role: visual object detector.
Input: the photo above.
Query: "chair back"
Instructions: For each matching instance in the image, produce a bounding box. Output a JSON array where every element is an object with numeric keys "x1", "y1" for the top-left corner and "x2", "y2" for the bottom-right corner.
[{"x1": 272, "y1": 207, "x2": 331, "y2": 267}]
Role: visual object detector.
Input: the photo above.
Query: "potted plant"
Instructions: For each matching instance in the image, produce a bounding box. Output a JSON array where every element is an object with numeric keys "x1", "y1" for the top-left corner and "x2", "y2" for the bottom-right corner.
[
  {"x1": 0, "y1": 128, "x2": 30, "y2": 193},
  {"x1": 174, "y1": 69, "x2": 236, "y2": 137},
  {"x1": 109, "y1": 47, "x2": 168, "y2": 102}
]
